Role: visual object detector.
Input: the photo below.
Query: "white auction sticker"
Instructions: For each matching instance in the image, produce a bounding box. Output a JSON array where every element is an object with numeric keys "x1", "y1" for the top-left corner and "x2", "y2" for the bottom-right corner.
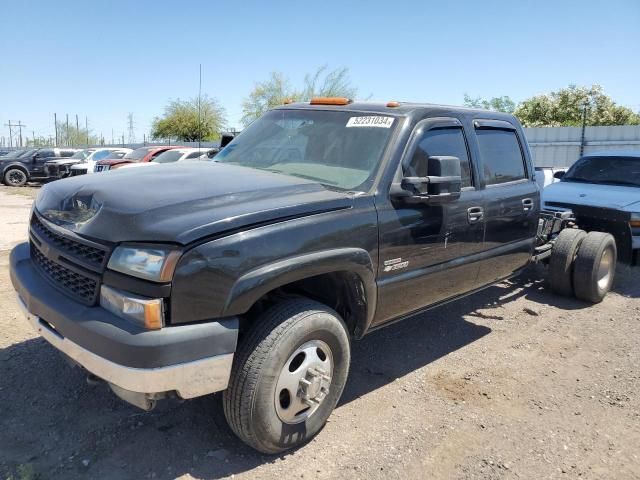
[{"x1": 346, "y1": 116, "x2": 394, "y2": 128}]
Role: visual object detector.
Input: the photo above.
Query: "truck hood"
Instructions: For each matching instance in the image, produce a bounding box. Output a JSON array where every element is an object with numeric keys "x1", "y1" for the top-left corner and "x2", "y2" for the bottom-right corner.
[
  {"x1": 35, "y1": 162, "x2": 353, "y2": 245},
  {"x1": 543, "y1": 181, "x2": 640, "y2": 211},
  {"x1": 45, "y1": 158, "x2": 82, "y2": 166},
  {"x1": 97, "y1": 159, "x2": 133, "y2": 166}
]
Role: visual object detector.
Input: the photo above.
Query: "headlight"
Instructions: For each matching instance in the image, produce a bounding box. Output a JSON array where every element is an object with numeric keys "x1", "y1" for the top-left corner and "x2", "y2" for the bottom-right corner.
[
  {"x1": 107, "y1": 245, "x2": 182, "y2": 282},
  {"x1": 100, "y1": 285, "x2": 164, "y2": 329},
  {"x1": 630, "y1": 213, "x2": 640, "y2": 229}
]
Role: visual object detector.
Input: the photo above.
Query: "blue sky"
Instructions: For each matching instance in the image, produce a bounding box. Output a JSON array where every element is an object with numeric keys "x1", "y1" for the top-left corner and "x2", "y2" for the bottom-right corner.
[{"x1": 1, "y1": 0, "x2": 639, "y2": 144}]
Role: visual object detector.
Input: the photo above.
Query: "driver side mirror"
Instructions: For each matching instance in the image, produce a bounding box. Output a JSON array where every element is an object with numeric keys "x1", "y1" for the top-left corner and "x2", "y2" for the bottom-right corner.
[
  {"x1": 391, "y1": 156, "x2": 462, "y2": 203},
  {"x1": 553, "y1": 170, "x2": 565, "y2": 179}
]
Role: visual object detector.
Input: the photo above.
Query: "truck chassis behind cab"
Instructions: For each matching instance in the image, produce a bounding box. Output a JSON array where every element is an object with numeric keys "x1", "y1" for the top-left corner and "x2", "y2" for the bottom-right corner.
[{"x1": 10, "y1": 99, "x2": 617, "y2": 453}]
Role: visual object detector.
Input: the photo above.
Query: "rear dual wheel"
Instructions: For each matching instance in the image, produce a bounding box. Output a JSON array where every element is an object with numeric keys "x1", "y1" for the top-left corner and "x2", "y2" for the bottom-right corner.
[{"x1": 549, "y1": 229, "x2": 616, "y2": 303}]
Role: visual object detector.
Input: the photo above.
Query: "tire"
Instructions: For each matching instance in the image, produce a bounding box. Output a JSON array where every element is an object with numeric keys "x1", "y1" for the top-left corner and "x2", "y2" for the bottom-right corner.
[
  {"x1": 223, "y1": 298, "x2": 351, "y2": 454},
  {"x1": 3, "y1": 168, "x2": 28, "y2": 187},
  {"x1": 548, "y1": 229, "x2": 587, "y2": 297},
  {"x1": 573, "y1": 232, "x2": 617, "y2": 303}
]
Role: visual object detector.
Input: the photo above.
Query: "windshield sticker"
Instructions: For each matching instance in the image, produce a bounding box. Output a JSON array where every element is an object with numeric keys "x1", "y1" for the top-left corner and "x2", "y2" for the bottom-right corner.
[{"x1": 346, "y1": 116, "x2": 394, "y2": 128}]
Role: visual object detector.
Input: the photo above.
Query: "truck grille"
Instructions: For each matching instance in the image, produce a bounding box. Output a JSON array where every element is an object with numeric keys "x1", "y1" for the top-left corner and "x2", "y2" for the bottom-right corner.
[
  {"x1": 70, "y1": 168, "x2": 87, "y2": 176},
  {"x1": 31, "y1": 244, "x2": 99, "y2": 304},
  {"x1": 29, "y1": 213, "x2": 110, "y2": 305},
  {"x1": 31, "y1": 215, "x2": 107, "y2": 269},
  {"x1": 46, "y1": 164, "x2": 59, "y2": 177}
]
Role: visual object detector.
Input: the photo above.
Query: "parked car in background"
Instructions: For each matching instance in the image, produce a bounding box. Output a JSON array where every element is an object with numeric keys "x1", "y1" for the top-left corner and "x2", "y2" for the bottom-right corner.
[
  {"x1": 44, "y1": 148, "x2": 93, "y2": 179},
  {"x1": 197, "y1": 147, "x2": 220, "y2": 160},
  {"x1": 92, "y1": 146, "x2": 182, "y2": 173},
  {"x1": 0, "y1": 149, "x2": 12, "y2": 157},
  {"x1": 1, "y1": 148, "x2": 78, "y2": 186},
  {"x1": 535, "y1": 166, "x2": 568, "y2": 189},
  {"x1": 543, "y1": 151, "x2": 640, "y2": 264},
  {"x1": 117, "y1": 148, "x2": 211, "y2": 170},
  {"x1": 66, "y1": 148, "x2": 133, "y2": 176}
]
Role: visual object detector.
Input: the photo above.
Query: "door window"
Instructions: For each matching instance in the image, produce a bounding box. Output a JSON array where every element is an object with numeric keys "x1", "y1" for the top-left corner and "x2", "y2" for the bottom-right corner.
[
  {"x1": 35, "y1": 149, "x2": 54, "y2": 158},
  {"x1": 476, "y1": 129, "x2": 526, "y2": 185},
  {"x1": 408, "y1": 127, "x2": 473, "y2": 188}
]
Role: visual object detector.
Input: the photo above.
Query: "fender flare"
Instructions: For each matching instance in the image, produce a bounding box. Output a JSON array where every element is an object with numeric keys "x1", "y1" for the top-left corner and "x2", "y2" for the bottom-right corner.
[
  {"x1": 223, "y1": 248, "x2": 377, "y2": 337},
  {"x1": 1, "y1": 162, "x2": 30, "y2": 179}
]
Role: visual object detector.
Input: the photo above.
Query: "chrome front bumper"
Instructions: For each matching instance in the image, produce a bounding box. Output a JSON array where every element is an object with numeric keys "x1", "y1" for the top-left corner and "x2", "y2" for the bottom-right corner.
[{"x1": 16, "y1": 294, "x2": 234, "y2": 400}]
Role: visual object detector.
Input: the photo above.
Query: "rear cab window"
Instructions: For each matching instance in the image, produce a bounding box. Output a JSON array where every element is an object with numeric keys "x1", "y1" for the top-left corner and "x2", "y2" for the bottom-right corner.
[{"x1": 474, "y1": 122, "x2": 527, "y2": 186}]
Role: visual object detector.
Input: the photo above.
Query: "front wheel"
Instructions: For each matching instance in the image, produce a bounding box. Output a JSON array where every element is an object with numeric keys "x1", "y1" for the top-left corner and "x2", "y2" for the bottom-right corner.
[
  {"x1": 3, "y1": 168, "x2": 28, "y2": 186},
  {"x1": 223, "y1": 298, "x2": 351, "y2": 454}
]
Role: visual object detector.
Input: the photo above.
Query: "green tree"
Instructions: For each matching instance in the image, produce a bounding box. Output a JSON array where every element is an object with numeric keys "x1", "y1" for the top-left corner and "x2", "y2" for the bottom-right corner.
[
  {"x1": 515, "y1": 85, "x2": 640, "y2": 127},
  {"x1": 54, "y1": 122, "x2": 100, "y2": 147},
  {"x1": 241, "y1": 66, "x2": 359, "y2": 126},
  {"x1": 463, "y1": 94, "x2": 516, "y2": 114},
  {"x1": 152, "y1": 95, "x2": 227, "y2": 142},
  {"x1": 240, "y1": 72, "x2": 295, "y2": 126}
]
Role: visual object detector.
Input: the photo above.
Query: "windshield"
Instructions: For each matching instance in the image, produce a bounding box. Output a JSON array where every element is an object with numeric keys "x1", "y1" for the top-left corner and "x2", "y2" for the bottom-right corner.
[
  {"x1": 563, "y1": 156, "x2": 640, "y2": 187},
  {"x1": 152, "y1": 150, "x2": 185, "y2": 163},
  {"x1": 103, "y1": 151, "x2": 127, "y2": 160},
  {"x1": 123, "y1": 147, "x2": 153, "y2": 160},
  {"x1": 71, "y1": 150, "x2": 93, "y2": 159},
  {"x1": 215, "y1": 109, "x2": 397, "y2": 190}
]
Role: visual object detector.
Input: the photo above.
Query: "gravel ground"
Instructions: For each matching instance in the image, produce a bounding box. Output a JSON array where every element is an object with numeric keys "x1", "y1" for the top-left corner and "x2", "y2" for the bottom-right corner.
[{"x1": 1, "y1": 186, "x2": 639, "y2": 480}]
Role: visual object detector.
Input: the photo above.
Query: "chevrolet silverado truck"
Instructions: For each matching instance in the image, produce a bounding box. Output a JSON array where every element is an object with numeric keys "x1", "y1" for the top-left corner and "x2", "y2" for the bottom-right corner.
[{"x1": 10, "y1": 99, "x2": 617, "y2": 454}]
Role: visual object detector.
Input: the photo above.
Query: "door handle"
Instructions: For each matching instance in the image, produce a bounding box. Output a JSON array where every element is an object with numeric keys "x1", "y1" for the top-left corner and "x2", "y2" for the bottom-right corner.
[
  {"x1": 522, "y1": 198, "x2": 534, "y2": 212},
  {"x1": 467, "y1": 206, "x2": 484, "y2": 224}
]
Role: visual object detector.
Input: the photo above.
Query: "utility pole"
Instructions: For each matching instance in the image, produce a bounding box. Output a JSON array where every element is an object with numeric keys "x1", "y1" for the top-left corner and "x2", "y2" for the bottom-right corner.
[
  {"x1": 6, "y1": 121, "x2": 13, "y2": 148},
  {"x1": 66, "y1": 114, "x2": 69, "y2": 147},
  {"x1": 5, "y1": 121, "x2": 26, "y2": 148},
  {"x1": 198, "y1": 63, "x2": 202, "y2": 150},
  {"x1": 111, "y1": 129, "x2": 114, "y2": 145},
  {"x1": 121, "y1": 133, "x2": 125, "y2": 147},
  {"x1": 54, "y1": 113, "x2": 58, "y2": 147},
  {"x1": 85, "y1": 116, "x2": 89, "y2": 146},
  {"x1": 579, "y1": 102, "x2": 589, "y2": 157},
  {"x1": 75, "y1": 114, "x2": 79, "y2": 147},
  {"x1": 32, "y1": 130, "x2": 35, "y2": 145}
]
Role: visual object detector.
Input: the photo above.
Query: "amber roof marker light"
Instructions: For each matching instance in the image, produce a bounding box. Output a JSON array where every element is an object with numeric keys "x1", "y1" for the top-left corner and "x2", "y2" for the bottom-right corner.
[
  {"x1": 386, "y1": 101, "x2": 400, "y2": 108},
  {"x1": 310, "y1": 97, "x2": 352, "y2": 106}
]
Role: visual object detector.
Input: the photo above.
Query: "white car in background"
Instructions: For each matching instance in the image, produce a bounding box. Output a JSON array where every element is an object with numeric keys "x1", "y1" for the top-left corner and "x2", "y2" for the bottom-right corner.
[
  {"x1": 68, "y1": 148, "x2": 133, "y2": 176},
  {"x1": 118, "y1": 148, "x2": 211, "y2": 169},
  {"x1": 535, "y1": 166, "x2": 568, "y2": 189},
  {"x1": 542, "y1": 151, "x2": 640, "y2": 264}
]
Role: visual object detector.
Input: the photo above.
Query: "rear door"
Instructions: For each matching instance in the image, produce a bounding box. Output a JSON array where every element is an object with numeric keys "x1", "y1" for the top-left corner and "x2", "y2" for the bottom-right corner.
[
  {"x1": 374, "y1": 117, "x2": 485, "y2": 325},
  {"x1": 472, "y1": 120, "x2": 539, "y2": 284}
]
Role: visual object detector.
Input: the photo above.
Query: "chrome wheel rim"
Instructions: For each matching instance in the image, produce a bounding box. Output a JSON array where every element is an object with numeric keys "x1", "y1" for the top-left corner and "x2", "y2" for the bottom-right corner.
[
  {"x1": 7, "y1": 170, "x2": 26, "y2": 185},
  {"x1": 275, "y1": 340, "x2": 333, "y2": 424},
  {"x1": 597, "y1": 248, "x2": 613, "y2": 290}
]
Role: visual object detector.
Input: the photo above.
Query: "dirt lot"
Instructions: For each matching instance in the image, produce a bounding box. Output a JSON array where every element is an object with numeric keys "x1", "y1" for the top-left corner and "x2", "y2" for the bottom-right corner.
[{"x1": 1, "y1": 185, "x2": 639, "y2": 480}]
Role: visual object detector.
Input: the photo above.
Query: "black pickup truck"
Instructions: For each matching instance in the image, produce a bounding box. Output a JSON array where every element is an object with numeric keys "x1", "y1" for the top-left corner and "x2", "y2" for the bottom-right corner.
[
  {"x1": 1, "y1": 147, "x2": 78, "y2": 186},
  {"x1": 10, "y1": 99, "x2": 617, "y2": 453}
]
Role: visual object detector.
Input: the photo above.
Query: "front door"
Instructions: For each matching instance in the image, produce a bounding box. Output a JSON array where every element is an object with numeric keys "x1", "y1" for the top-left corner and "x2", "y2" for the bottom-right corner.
[
  {"x1": 374, "y1": 117, "x2": 485, "y2": 325},
  {"x1": 31, "y1": 149, "x2": 55, "y2": 178}
]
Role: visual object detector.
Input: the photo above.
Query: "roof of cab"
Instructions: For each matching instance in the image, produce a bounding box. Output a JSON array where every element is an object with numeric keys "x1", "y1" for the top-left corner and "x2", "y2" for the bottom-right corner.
[{"x1": 273, "y1": 100, "x2": 519, "y2": 124}]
